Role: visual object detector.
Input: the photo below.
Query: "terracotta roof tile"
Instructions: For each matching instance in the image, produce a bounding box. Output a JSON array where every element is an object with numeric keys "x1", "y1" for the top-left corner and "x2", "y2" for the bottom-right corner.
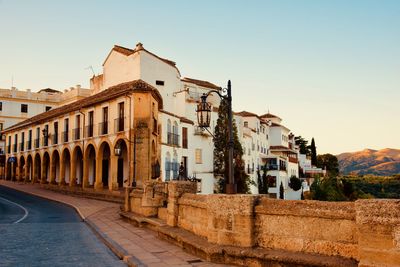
[
  {"x1": 5, "y1": 80, "x2": 163, "y2": 132},
  {"x1": 235, "y1": 111, "x2": 259, "y2": 118},
  {"x1": 260, "y1": 112, "x2": 281, "y2": 120},
  {"x1": 181, "y1": 77, "x2": 221, "y2": 90}
]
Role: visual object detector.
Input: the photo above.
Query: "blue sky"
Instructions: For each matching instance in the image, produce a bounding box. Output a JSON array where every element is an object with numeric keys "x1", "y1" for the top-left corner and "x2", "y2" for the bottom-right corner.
[{"x1": 0, "y1": 0, "x2": 399, "y2": 154}]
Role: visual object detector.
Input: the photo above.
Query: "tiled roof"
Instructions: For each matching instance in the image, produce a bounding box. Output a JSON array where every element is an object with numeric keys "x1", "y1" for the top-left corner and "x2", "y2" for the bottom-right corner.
[
  {"x1": 260, "y1": 112, "x2": 281, "y2": 120},
  {"x1": 37, "y1": 88, "x2": 62, "y2": 94},
  {"x1": 109, "y1": 44, "x2": 178, "y2": 71},
  {"x1": 160, "y1": 109, "x2": 194, "y2": 125},
  {"x1": 4, "y1": 80, "x2": 163, "y2": 133},
  {"x1": 235, "y1": 111, "x2": 259, "y2": 118},
  {"x1": 181, "y1": 77, "x2": 221, "y2": 90}
]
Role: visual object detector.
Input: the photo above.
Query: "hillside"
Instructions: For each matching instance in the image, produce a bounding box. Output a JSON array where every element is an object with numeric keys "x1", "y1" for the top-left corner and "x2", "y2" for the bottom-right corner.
[{"x1": 337, "y1": 148, "x2": 400, "y2": 175}]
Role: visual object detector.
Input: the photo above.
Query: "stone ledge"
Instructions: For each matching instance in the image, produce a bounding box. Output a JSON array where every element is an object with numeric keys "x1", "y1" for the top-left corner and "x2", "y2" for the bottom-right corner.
[
  {"x1": 120, "y1": 211, "x2": 358, "y2": 267},
  {"x1": 42, "y1": 184, "x2": 124, "y2": 204}
]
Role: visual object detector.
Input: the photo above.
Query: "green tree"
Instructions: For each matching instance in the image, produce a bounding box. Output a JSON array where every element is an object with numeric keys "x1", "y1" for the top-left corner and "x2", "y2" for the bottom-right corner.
[
  {"x1": 214, "y1": 98, "x2": 251, "y2": 193},
  {"x1": 316, "y1": 154, "x2": 339, "y2": 176},
  {"x1": 310, "y1": 138, "x2": 317, "y2": 166},
  {"x1": 289, "y1": 175, "x2": 302, "y2": 191},
  {"x1": 310, "y1": 176, "x2": 347, "y2": 201},
  {"x1": 279, "y1": 181, "x2": 284, "y2": 199},
  {"x1": 257, "y1": 163, "x2": 269, "y2": 194},
  {"x1": 295, "y1": 136, "x2": 310, "y2": 155}
]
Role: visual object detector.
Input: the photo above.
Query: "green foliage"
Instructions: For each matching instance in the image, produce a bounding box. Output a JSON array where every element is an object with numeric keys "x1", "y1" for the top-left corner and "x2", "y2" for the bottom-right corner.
[
  {"x1": 310, "y1": 138, "x2": 317, "y2": 166},
  {"x1": 213, "y1": 98, "x2": 251, "y2": 194},
  {"x1": 310, "y1": 176, "x2": 347, "y2": 201},
  {"x1": 317, "y1": 154, "x2": 339, "y2": 176},
  {"x1": 279, "y1": 182, "x2": 284, "y2": 199},
  {"x1": 289, "y1": 176, "x2": 302, "y2": 191},
  {"x1": 310, "y1": 174, "x2": 400, "y2": 201},
  {"x1": 257, "y1": 163, "x2": 269, "y2": 194},
  {"x1": 295, "y1": 136, "x2": 311, "y2": 155}
]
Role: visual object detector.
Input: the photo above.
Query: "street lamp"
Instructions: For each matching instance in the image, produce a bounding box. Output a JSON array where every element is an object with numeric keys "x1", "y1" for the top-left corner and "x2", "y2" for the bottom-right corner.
[
  {"x1": 196, "y1": 80, "x2": 236, "y2": 194},
  {"x1": 114, "y1": 143, "x2": 122, "y2": 157}
]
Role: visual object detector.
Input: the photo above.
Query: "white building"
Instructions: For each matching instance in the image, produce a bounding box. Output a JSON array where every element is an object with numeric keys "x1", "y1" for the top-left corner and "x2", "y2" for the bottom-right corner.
[{"x1": 3, "y1": 42, "x2": 307, "y2": 199}]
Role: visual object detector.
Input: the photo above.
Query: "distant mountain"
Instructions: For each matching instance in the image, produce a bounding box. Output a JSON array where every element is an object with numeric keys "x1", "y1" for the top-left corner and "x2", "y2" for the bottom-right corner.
[{"x1": 337, "y1": 148, "x2": 400, "y2": 176}]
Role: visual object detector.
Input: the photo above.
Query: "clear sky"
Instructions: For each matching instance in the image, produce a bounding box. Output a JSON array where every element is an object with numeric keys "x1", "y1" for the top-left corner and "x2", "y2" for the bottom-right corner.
[{"x1": 0, "y1": 0, "x2": 399, "y2": 154}]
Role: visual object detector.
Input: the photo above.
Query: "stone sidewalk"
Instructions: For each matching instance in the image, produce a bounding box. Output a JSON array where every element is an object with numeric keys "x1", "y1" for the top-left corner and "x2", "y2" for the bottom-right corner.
[{"x1": 0, "y1": 180, "x2": 232, "y2": 267}]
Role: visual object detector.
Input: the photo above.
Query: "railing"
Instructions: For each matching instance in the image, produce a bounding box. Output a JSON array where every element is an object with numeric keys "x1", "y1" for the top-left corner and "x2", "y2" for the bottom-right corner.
[
  {"x1": 19, "y1": 142, "x2": 24, "y2": 152},
  {"x1": 34, "y1": 138, "x2": 40, "y2": 148},
  {"x1": 62, "y1": 131, "x2": 69, "y2": 143},
  {"x1": 98, "y1": 122, "x2": 109, "y2": 135},
  {"x1": 42, "y1": 137, "x2": 49, "y2": 147},
  {"x1": 73, "y1": 128, "x2": 81, "y2": 140},
  {"x1": 267, "y1": 164, "x2": 279, "y2": 171},
  {"x1": 52, "y1": 133, "x2": 58, "y2": 145},
  {"x1": 26, "y1": 141, "x2": 31, "y2": 150},
  {"x1": 167, "y1": 132, "x2": 179, "y2": 146},
  {"x1": 114, "y1": 118, "x2": 125, "y2": 133},
  {"x1": 85, "y1": 125, "x2": 94, "y2": 138},
  {"x1": 289, "y1": 157, "x2": 298, "y2": 164}
]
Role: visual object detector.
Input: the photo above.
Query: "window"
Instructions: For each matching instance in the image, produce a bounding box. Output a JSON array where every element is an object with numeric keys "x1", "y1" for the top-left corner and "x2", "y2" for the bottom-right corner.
[
  {"x1": 88, "y1": 111, "x2": 94, "y2": 137},
  {"x1": 117, "y1": 102, "x2": 125, "y2": 132},
  {"x1": 43, "y1": 125, "x2": 49, "y2": 146},
  {"x1": 53, "y1": 122, "x2": 58, "y2": 144},
  {"x1": 165, "y1": 152, "x2": 171, "y2": 181},
  {"x1": 64, "y1": 118, "x2": 69, "y2": 142},
  {"x1": 182, "y1": 127, "x2": 188, "y2": 149},
  {"x1": 0, "y1": 123, "x2": 3, "y2": 131},
  {"x1": 20, "y1": 132, "x2": 24, "y2": 151},
  {"x1": 0, "y1": 102, "x2": 2, "y2": 111},
  {"x1": 35, "y1": 127, "x2": 40, "y2": 148},
  {"x1": 244, "y1": 121, "x2": 248, "y2": 127},
  {"x1": 74, "y1": 115, "x2": 80, "y2": 140},
  {"x1": 156, "y1": 80, "x2": 165, "y2": 86},
  {"x1": 101, "y1": 107, "x2": 108, "y2": 135},
  {"x1": 195, "y1": 149, "x2": 202, "y2": 164},
  {"x1": 28, "y1": 129, "x2": 32, "y2": 150},
  {"x1": 7, "y1": 136, "x2": 11, "y2": 153},
  {"x1": 21, "y1": 104, "x2": 28, "y2": 113},
  {"x1": 13, "y1": 134, "x2": 17, "y2": 152},
  {"x1": 45, "y1": 106, "x2": 52, "y2": 111}
]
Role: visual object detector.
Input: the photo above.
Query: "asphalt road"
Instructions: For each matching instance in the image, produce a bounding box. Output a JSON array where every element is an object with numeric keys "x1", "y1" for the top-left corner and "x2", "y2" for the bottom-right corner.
[{"x1": 0, "y1": 185, "x2": 126, "y2": 267}]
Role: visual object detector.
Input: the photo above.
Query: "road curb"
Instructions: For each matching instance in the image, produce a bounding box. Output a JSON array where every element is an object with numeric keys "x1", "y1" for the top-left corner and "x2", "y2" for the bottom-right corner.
[{"x1": 0, "y1": 182, "x2": 145, "y2": 267}]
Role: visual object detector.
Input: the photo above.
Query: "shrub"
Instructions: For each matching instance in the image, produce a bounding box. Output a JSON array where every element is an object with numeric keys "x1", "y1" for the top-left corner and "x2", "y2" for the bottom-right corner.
[{"x1": 289, "y1": 176, "x2": 302, "y2": 191}]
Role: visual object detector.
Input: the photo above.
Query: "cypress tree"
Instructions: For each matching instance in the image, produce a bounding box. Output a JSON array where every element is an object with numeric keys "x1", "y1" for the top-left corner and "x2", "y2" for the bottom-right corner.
[
  {"x1": 310, "y1": 137, "x2": 317, "y2": 166},
  {"x1": 213, "y1": 98, "x2": 251, "y2": 193},
  {"x1": 279, "y1": 181, "x2": 284, "y2": 199}
]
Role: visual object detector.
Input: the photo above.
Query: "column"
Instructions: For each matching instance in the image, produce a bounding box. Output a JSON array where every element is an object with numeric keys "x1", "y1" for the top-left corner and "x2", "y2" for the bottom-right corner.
[
  {"x1": 24, "y1": 161, "x2": 30, "y2": 183},
  {"x1": 94, "y1": 153, "x2": 103, "y2": 190},
  {"x1": 41, "y1": 158, "x2": 47, "y2": 184},
  {"x1": 110, "y1": 154, "x2": 118, "y2": 191},
  {"x1": 70, "y1": 157, "x2": 76, "y2": 187},
  {"x1": 59, "y1": 156, "x2": 65, "y2": 185},
  {"x1": 49, "y1": 156, "x2": 56, "y2": 184}
]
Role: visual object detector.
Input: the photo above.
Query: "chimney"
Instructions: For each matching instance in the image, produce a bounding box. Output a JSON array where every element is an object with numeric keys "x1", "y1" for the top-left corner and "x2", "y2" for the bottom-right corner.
[
  {"x1": 76, "y1": 84, "x2": 81, "y2": 89},
  {"x1": 136, "y1": 42, "x2": 143, "y2": 50}
]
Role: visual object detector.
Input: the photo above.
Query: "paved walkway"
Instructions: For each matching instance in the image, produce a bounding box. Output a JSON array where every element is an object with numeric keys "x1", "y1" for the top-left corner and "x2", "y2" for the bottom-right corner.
[{"x1": 0, "y1": 180, "x2": 231, "y2": 267}]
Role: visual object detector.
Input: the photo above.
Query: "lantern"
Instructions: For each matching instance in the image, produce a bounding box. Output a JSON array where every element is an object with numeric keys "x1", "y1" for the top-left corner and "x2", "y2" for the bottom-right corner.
[{"x1": 196, "y1": 95, "x2": 212, "y2": 128}]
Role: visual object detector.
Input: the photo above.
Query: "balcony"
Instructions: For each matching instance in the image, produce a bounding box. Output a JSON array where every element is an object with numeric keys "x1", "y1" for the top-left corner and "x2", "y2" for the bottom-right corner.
[
  {"x1": 73, "y1": 128, "x2": 81, "y2": 140},
  {"x1": 19, "y1": 142, "x2": 24, "y2": 152},
  {"x1": 62, "y1": 131, "x2": 69, "y2": 143},
  {"x1": 267, "y1": 164, "x2": 279, "y2": 171},
  {"x1": 52, "y1": 133, "x2": 58, "y2": 145},
  {"x1": 85, "y1": 125, "x2": 94, "y2": 138},
  {"x1": 114, "y1": 117, "x2": 125, "y2": 133},
  {"x1": 42, "y1": 137, "x2": 49, "y2": 147},
  {"x1": 167, "y1": 132, "x2": 179, "y2": 146},
  {"x1": 34, "y1": 138, "x2": 40, "y2": 148},
  {"x1": 289, "y1": 157, "x2": 298, "y2": 164},
  {"x1": 26, "y1": 140, "x2": 32, "y2": 150},
  {"x1": 98, "y1": 122, "x2": 109, "y2": 135}
]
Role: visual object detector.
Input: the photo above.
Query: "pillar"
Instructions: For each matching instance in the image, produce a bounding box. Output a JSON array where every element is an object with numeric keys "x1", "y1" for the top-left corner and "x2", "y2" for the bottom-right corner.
[
  {"x1": 24, "y1": 161, "x2": 30, "y2": 183},
  {"x1": 110, "y1": 154, "x2": 118, "y2": 191},
  {"x1": 70, "y1": 157, "x2": 76, "y2": 187},
  {"x1": 18, "y1": 161, "x2": 24, "y2": 182},
  {"x1": 50, "y1": 156, "x2": 56, "y2": 184},
  {"x1": 41, "y1": 158, "x2": 47, "y2": 184},
  {"x1": 59, "y1": 155, "x2": 65, "y2": 185},
  {"x1": 94, "y1": 153, "x2": 103, "y2": 190}
]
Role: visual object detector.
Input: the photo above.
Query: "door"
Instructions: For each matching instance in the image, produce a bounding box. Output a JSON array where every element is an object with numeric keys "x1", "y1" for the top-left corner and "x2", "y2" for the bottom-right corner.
[
  {"x1": 182, "y1": 156, "x2": 188, "y2": 178},
  {"x1": 102, "y1": 159, "x2": 109, "y2": 187}
]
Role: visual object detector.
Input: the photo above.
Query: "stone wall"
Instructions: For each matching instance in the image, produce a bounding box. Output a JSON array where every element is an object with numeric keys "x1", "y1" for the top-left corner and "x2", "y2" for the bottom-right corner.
[
  {"x1": 128, "y1": 182, "x2": 400, "y2": 266},
  {"x1": 255, "y1": 198, "x2": 358, "y2": 259}
]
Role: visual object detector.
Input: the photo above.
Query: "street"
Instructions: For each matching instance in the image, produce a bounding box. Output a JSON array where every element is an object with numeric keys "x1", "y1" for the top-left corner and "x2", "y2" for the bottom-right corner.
[{"x1": 0, "y1": 185, "x2": 126, "y2": 267}]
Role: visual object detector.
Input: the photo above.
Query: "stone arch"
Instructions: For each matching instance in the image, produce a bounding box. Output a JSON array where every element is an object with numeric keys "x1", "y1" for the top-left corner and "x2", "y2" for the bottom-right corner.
[
  {"x1": 84, "y1": 143, "x2": 96, "y2": 187},
  {"x1": 72, "y1": 145, "x2": 84, "y2": 186},
  {"x1": 97, "y1": 141, "x2": 111, "y2": 189},
  {"x1": 18, "y1": 155, "x2": 25, "y2": 182},
  {"x1": 51, "y1": 149, "x2": 61, "y2": 183},
  {"x1": 42, "y1": 151, "x2": 50, "y2": 183},
  {"x1": 26, "y1": 154, "x2": 33, "y2": 182},
  {"x1": 33, "y1": 152, "x2": 41, "y2": 183},
  {"x1": 114, "y1": 138, "x2": 128, "y2": 188},
  {"x1": 61, "y1": 147, "x2": 71, "y2": 185}
]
